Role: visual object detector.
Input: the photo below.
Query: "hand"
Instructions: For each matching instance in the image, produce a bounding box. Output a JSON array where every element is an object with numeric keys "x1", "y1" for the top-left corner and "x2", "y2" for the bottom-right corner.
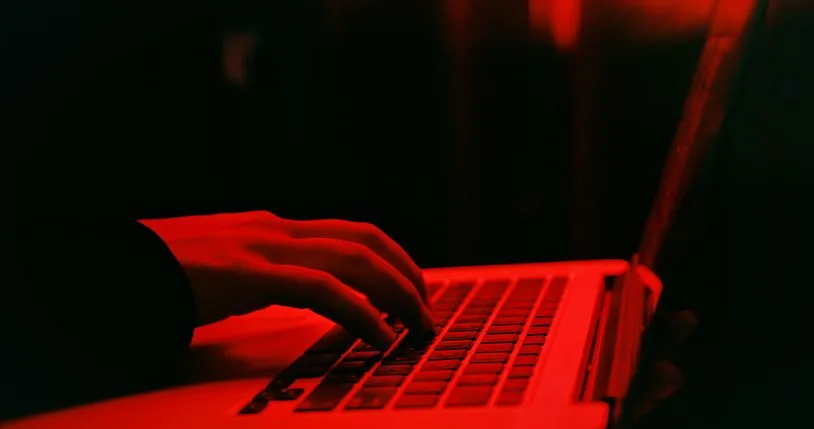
[
  {"x1": 625, "y1": 310, "x2": 698, "y2": 424},
  {"x1": 140, "y1": 211, "x2": 434, "y2": 347}
]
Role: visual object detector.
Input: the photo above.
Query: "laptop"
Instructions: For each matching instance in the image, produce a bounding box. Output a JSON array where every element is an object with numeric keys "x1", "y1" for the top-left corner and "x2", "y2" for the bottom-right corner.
[{"x1": 4, "y1": 2, "x2": 762, "y2": 428}]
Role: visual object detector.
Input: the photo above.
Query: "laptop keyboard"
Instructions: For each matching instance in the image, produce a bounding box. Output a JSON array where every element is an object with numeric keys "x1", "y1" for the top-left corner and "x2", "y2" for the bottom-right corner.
[{"x1": 239, "y1": 276, "x2": 568, "y2": 414}]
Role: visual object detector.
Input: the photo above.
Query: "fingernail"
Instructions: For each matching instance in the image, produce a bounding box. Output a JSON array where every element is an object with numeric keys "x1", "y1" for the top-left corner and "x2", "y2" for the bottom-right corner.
[{"x1": 373, "y1": 328, "x2": 397, "y2": 348}]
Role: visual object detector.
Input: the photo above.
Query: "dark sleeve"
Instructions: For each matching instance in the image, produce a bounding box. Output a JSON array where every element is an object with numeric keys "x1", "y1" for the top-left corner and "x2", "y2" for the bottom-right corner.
[{"x1": 1, "y1": 219, "x2": 196, "y2": 419}]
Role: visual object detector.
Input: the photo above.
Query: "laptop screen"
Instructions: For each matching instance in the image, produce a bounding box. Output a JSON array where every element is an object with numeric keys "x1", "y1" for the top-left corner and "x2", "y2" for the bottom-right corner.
[{"x1": 636, "y1": 0, "x2": 767, "y2": 269}]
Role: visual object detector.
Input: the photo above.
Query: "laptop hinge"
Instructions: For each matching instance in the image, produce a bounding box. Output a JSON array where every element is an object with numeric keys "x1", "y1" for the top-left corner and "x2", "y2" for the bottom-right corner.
[{"x1": 588, "y1": 255, "x2": 662, "y2": 426}]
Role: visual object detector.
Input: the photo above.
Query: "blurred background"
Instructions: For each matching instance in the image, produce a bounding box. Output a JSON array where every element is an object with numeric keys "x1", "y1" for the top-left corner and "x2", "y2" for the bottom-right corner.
[{"x1": 208, "y1": 0, "x2": 717, "y2": 268}]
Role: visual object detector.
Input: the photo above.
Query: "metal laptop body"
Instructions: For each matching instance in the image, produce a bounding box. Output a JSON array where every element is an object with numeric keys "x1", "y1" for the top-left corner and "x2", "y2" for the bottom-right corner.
[{"x1": 6, "y1": 261, "x2": 658, "y2": 429}]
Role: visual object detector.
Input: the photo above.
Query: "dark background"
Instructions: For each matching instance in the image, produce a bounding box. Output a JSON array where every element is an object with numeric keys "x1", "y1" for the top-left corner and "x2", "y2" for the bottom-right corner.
[{"x1": 217, "y1": 0, "x2": 705, "y2": 268}]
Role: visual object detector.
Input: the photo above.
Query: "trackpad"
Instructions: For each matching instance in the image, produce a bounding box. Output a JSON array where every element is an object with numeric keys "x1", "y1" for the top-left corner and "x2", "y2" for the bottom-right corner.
[{"x1": 181, "y1": 307, "x2": 334, "y2": 383}]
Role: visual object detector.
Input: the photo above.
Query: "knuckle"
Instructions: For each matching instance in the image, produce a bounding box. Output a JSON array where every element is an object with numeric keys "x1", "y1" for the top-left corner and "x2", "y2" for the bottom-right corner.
[
  {"x1": 355, "y1": 222, "x2": 385, "y2": 240},
  {"x1": 338, "y1": 242, "x2": 375, "y2": 266},
  {"x1": 337, "y1": 219, "x2": 381, "y2": 237},
  {"x1": 250, "y1": 210, "x2": 282, "y2": 223},
  {"x1": 306, "y1": 270, "x2": 337, "y2": 288},
  {"x1": 247, "y1": 210, "x2": 270, "y2": 220},
  {"x1": 300, "y1": 270, "x2": 339, "y2": 295}
]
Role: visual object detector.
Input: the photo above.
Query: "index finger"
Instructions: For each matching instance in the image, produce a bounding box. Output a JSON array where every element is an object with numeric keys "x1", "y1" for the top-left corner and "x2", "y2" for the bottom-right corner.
[
  {"x1": 255, "y1": 262, "x2": 398, "y2": 347},
  {"x1": 286, "y1": 219, "x2": 429, "y2": 303}
]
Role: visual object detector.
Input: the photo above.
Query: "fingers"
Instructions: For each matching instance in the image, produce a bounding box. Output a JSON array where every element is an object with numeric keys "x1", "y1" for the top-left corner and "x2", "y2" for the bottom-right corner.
[
  {"x1": 248, "y1": 236, "x2": 435, "y2": 335},
  {"x1": 659, "y1": 310, "x2": 698, "y2": 361},
  {"x1": 629, "y1": 310, "x2": 698, "y2": 423},
  {"x1": 285, "y1": 219, "x2": 429, "y2": 303},
  {"x1": 255, "y1": 262, "x2": 397, "y2": 347},
  {"x1": 632, "y1": 361, "x2": 684, "y2": 421}
]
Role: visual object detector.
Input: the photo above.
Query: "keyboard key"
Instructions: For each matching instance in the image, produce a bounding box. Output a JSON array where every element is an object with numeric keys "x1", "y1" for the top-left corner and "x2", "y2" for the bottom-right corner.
[
  {"x1": 450, "y1": 280, "x2": 477, "y2": 290},
  {"x1": 391, "y1": 348, "x2": 426, "y2": 357},
  {"x1": 546, "y1": 289, "x2": 564, "y2": 299},
  {"x1": 445, "y1": 386, "x2": 493, "y2": 407},
  {"x1": 322, "y1": 371, "x2": 365, "y2": 384},
  {"x1": 518, "y1": 345, "x2": 543, "y2": 355},
  {"x1": 470, "y1": 353, "x2": 510, "y2": 364},
  {"x1": 532, "y1": 317, "x2": 554, "y2": 326},
  {"x1": 295, "y1": 383, "x2": 355, "y2": 412},
  {"x1": 344, "y1": 351, "x2": 382, "y2": 362},
  {"x1": 383, "y1": 354, "x2": 422, "y2": 364},
  {"x1": 455, "y1": 315, "x2": 487, "y2": 323},
  {"x1": 503, "y1": 378, "x2": 530, "y2": 391},
  {"x1": 414, "y1": 370, "x2": 455, "y2": 382},
  {"x1": 523, "y1": 335, "x2": 546, "y2": 345},
  {"x1": 513, "y1": 355, "x2": 539, "y2": 366},
  {"x1": 508, "y1": 366, "x2": 535, "y2": 378},
  {"x1": 476, "y1": 343, "x2": 514, "y2": 353},
  {"x1": 481, "y1": 334, "x2": 519, "y2": 343},
  {"x1": 443, "y1": 331, "x2": 480, "y2": 341},
  {"x1": 365, "y1": 375, "x2": 406, "y2": 387},
  {"x1": 400, "y1": 334, "x2": 435, "y2": 350},
  {"x1": 422, "y1": 360, "x2": 460, "y2": 371},
  {"x1": 549, "y1": 277, "x2": 568, "y2": 289},
  {"x1": 436, "y1": 340, "x2": 473, "y2": 350},
  {"x1": 457, "y1": 374, "x2": 499, "y2": 386},
  {"x1": 239, "y1": 400, "x2": 267, "y2": 414},
  {"x1": 428, "y1": 349, "x2": 467, "y2": 360},
  {"x1": 257, "y1": 388, "x2": 305, "y2": 402},
  {"x1": 495, "y1": 390, "x2": 525, "y2": 406},
  {"x1": 528, "y1": 326, "x2": 550, "y2": 336},
  {"x1": 345, "y1": 387, "x2": 398, "y2": 410},
  {"x1": 374, "y1": 365, "x2": 414, "y2": 376},
  {"x1": 405, "y1": 382, "x2": 448, "y2": 394},
  {"x1": 498, "y1": 309, "x2": 531, "y2": 317},
  {"x1": 393, "y1": 343, "x2": 426, "y2": 353},
  {"x1": 467, "y1": 301, "x2": 498, "y2": 307},
  {"x1": 332, "y1": 361, "x2": 369, "y2": 372},
  {"x1": 449, "y1": 322, "x2": 485, "y2": 331},
  {"x1": 395, "y1": 394, "x2": 441, "y2": 409},
  {"x1": 483, "y1": 279, "x2": 511, "y2": 288},
  {"x1": 501, "y1": 301, "x2": 534, "y2": 310},
  {"x1": 510, "y1": 290, "x2": 542, "y2": 299},
  {"x1": 462, "y1": 307, "x2": 493, "y2": 314},
  {"x1": 515, "y1": 278, "x2": 544, "y2": 289},
  {"x1": 265, "y1": 376, "x2": 295, "y2": 391},
  {"x1": 487, "y1": 325, "x2": 523, "y2": 335},
  {"x1": 492, "y1": 317, "x2": 527, "y2": 326},
  {"x1": 463, "y1": 363, "x2": 504, "y2": 374}
]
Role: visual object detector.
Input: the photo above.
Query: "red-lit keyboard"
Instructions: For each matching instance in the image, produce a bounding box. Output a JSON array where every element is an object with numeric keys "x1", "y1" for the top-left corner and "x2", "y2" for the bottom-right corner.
[{"x1": 239, "y1": 277, "x2": 567, "y2": 414}]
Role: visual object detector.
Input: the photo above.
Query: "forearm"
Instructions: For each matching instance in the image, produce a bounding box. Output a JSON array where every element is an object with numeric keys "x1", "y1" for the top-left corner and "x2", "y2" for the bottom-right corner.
[{"x1": 2, "y1": 220, "x2": 196, "y2": 418}]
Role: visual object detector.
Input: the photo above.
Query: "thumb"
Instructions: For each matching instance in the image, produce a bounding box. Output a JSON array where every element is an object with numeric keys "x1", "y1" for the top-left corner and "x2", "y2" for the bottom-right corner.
[{"x1": 632, "y1": 361, "x2": 684, "y2": 421}]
